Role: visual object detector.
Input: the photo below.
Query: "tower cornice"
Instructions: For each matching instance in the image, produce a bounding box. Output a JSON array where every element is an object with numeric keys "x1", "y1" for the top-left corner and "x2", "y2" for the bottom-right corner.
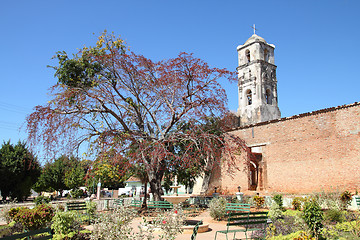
[
  {"x1": 237, "y1": 41, "x2": 275, "y2": 52},
  {"x1": 236, "y1": 60, "x2": 277, "y2": 71}
]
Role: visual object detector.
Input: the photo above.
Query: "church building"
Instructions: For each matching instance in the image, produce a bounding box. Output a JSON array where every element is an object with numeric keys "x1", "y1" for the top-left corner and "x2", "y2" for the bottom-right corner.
[{"x1": 208, "y1": 33, "x2": 360, "y2": 195}]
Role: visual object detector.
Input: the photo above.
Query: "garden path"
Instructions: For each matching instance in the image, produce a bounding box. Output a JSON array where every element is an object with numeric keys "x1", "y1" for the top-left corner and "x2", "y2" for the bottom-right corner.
[{"x1": 128, "y1": 210, "x2": 247, "y2": 240}]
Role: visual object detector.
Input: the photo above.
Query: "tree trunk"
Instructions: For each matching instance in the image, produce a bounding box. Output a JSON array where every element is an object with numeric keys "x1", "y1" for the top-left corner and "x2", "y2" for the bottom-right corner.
[
  {"x1": 200, "y1": 156, "x2": 214, "y2": 194},
  {"x1": 141, "y1": 180, "x2": 148, "y2": 208},
  {"x1": 200, "y1": 171, "x2": 211, "y2": 194},
  {"x1": 149, "y1": 175, "x2": 164, "y2": 201},
  {"x1": 147, "y1": 165, "x2": 165, "y2": 201}
]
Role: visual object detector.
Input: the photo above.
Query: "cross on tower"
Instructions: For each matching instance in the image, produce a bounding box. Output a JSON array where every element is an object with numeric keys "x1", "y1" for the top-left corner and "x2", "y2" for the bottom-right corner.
[{"x1": 251, "y1": 24, "x2": 257, "y2": 35}]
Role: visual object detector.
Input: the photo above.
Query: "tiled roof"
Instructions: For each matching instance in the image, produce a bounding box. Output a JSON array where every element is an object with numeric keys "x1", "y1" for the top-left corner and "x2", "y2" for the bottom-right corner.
[{"x1": 125, "y1": 176, "x2": 141, "y2": 182}]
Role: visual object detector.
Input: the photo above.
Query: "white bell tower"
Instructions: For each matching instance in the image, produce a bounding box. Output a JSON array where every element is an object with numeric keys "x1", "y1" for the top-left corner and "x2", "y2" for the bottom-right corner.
[{"x1": 237, "y1": 32, "x2": 281, "y2": 126}]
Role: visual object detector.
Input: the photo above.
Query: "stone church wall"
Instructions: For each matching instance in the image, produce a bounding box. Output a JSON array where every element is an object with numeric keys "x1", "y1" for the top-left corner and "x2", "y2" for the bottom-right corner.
[{"x1": 216, "y1": 102, "x2": 360, "y2": 194}]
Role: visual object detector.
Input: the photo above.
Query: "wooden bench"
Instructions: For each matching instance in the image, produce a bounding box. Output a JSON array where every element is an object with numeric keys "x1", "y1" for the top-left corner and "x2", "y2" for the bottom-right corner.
[
  {"x1": 0, "y1": 227, "x2": 53, "y2": 240},
  {"x1": 214, "y1": 211, "x2": 268, "y2": 240},
  {"x1": 66, "y1": 201, "x2": 90, "y2": 223}
]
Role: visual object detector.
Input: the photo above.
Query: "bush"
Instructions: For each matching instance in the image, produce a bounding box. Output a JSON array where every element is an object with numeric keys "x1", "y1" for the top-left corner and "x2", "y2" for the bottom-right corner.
[
  {"x1": 340, "y1": 191, "x2": 352, "y2": 209},
  {"x1": 86, "y1": 201, "x2": 97, "y2": 218},
  {"x1": 267, "y1": 230, "x2": 314, "y2": 240},
  {"x1": 273, "y1": 194, "x2": 283, "y2": 209},
  {"x1": 70, "y1": 189, "x2": 83, "y2": 199},
  {"x1": 322, "y1": 213, "x2": 360, "y2": 240},
  {"x1": 151, "y1": 206, "x2": 185, "y2": 240},
  {"x1": 0, "y1": 202, "x2": 17, "y2": 224},
  {"x1": 66, "y1": 231, "x2": 91, "y2": 240},
  {"x1": 0, "y1": 222, "x2": 24, "y2": 238},
  {"x1": 302, "y1": 198, "x2": 323, "y2": 238},
  {"x1": 51, "y1": 210, "x2": 81, "y2": 238},
  {"x1": 269, "y1": 202, "x2": 284, "y2": 220},
  {"x1": 90, "y1": 205, "x2": 184, "y2": 240},
  {"x1": 209, "y1": 197, "x2": 227, "y2": 220},
  {"x1": 266, "y1": 213, "x2": 307, "y2": 238},
  {"x1": 253, "y1": 195, "x2": 265, "y2": 209},
  {"x1": 8, "y1": 204, "x2": 54, "y2": 230},
  {"x1": 292, "y1": 197, "x2": 304, "y2": 210},
  {"x1": 323, "y1": 208, "x2": 345, "y2": 224},
  {"x1": 34, "y1": 196, "x2": 51, "y2": 205},
  {"x1": 312, "y1": 191, "x2": 342, "y2": 210}
]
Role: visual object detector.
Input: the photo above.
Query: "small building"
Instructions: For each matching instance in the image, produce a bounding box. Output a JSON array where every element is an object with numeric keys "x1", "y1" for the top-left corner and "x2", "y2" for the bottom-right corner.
[{"x1": 120, "y1": 176, "x2": 187, "y2": 197}]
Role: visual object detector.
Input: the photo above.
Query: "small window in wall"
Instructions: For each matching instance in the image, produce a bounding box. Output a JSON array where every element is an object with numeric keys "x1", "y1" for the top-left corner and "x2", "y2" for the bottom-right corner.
[
  {"x1": 264, "y1": 49, "x2": 268, "y2": 62},
  {"x1": 265, "y1": 89, "x2": 272, "y2": 104},
  {"x1": 246, "y1": 50, "x2": 250, "y2": 62},
  {"x1": 246, "y1": 89, "x2": 252, "y2": 105}
]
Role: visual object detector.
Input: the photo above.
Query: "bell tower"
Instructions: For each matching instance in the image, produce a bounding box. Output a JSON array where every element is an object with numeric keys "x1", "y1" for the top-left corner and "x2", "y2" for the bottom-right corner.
[{"x1": 237, "y1": 33, "x2": 281, "y2": 126}]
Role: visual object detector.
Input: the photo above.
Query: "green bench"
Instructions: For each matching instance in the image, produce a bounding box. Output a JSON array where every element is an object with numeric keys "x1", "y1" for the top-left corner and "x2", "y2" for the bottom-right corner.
[
  {"x1": 225, "y1": 202, "x2": 250, "y2": 212},
  {"x1": 0, "y1": 227, "x2": 53, "y2": 240},
  {"x1": 191, "y1": 220, "x2": 203, "y2": 240},
  {"x1": 215, "y1": 211, "x2": 268, "y2": 240},
  {"x1": 129, "y1": 199, "x2": 173, "y2": 210},
  {"x1": 130, "y1": 199, "x2": 142, "y2": 208},
  {"x1": 114, "y1": 198, "x2": 124, "y2": 208},
  {"x1": 355, "y1": 196, "x2": 360, "y2": 209},
  {"x1": 66, "y1": 201, "x2": 90, "y2": 223},
  {"x1": 147, "y1": 200, "x2": 173, "y2": 209}
]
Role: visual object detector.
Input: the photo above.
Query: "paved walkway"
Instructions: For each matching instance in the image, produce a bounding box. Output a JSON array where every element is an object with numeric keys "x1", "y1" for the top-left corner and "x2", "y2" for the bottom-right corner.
[
  {"x1": 125, "y1": 210, "x2": 247, "y2": 240},
  {"x1": 174, "y1": 210, "x2": 246, "y2": 240}
]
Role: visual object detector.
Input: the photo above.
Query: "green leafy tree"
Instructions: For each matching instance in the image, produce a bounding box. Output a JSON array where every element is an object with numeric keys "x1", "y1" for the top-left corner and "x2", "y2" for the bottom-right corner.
[
  {"x1": 64, "y1": 164, "x2": 85, "y2": 190},
  {"x1": 0, "y1": 141, "x2": 41, "y2": 201},
  {"x1": 26, "y1": 31, "x2": 248, "y2": 200},
  {"x1": 86, "y1": 156, "x2": 127, "y2": 189},
  {"x1": 34, "y1": 155, "x2": 83, "y2": 195}
]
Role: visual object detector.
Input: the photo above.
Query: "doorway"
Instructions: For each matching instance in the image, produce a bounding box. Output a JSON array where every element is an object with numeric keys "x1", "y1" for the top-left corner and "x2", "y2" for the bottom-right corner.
[{"x1": 249, "y1": 153, "x2": 263, "y2": 191}]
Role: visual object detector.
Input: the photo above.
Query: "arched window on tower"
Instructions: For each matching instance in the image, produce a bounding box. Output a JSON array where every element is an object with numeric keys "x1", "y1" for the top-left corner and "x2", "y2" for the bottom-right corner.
[
  {"x1": 265, "y1": 89, "x2": 272, "y2": 104},
  {"x1": 246, "y1": 89, "x2": 252, "y2": 105},
  {"x1": 264, "y1": 49, "x2": 269, "y2": 62},
  {"x1": 246, "y1": 50, "x2": 250, "y2": 62}
]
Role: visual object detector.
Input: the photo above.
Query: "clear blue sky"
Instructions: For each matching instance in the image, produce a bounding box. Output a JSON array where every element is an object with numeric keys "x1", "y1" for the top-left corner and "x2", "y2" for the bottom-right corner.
[{"x1": 1, "y1": 0, "x2": 359, "y2": 158}]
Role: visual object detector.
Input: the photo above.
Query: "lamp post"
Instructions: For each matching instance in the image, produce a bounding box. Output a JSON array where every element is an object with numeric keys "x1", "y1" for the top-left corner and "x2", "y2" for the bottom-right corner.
[
  {"x1": 236, "y1": 185, "x2": 243, "y2": 202},
  {"x1": 97, "y1": 179, "x2": 101, "y2": 200}
]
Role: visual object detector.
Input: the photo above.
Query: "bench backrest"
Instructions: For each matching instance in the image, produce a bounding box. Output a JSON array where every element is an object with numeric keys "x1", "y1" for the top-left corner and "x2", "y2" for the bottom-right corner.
[
  {"x1": 355, "y1": 196, "x2": 360, "y2": 207},
  {"x1": 0, "y1": 228, "x2": 53, "y2": 240},
  {"x1": 130, "y1": 199, "x2": 142, "y2": 208},
  {"x1": 114, "y1": 199, "x2": 124, "y2": 206},
  {"x1": 147, "y1": 201, "x2": 173, "y2": 209},
  {"x1": 67, "y1": 201, "x2": 87, "y2": 211},
  {"x1": 227, "y1": 211, "x2": 268, "y2": 230},
  {"x1": 225, "y1": 203, "x2": 250, "y2": 212}
]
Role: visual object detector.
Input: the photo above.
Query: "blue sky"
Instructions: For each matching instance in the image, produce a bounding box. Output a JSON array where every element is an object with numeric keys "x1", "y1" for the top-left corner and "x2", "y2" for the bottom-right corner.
[{"x1": 1, "y1": 0, "x2": 359, "y2": 158}]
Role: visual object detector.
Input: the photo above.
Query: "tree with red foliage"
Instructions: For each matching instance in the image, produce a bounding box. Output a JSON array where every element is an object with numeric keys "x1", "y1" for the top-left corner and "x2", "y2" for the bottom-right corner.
[{"x1": 26, "y1": 32, "x2": 248, "y2": 200}]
